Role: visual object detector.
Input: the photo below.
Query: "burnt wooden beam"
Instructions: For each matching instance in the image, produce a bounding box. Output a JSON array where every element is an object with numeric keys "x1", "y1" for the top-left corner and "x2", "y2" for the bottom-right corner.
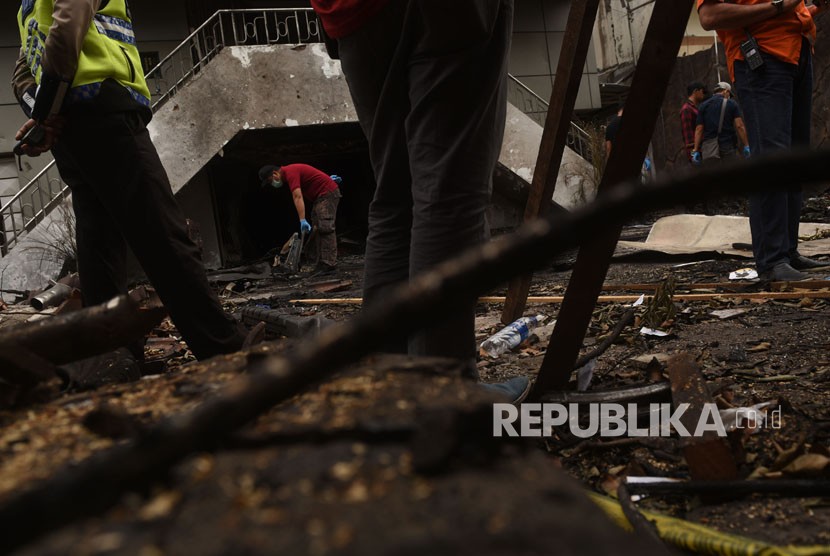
[
  {"x1": 0, "y1": 296, "x2": 166, "y2": 366},
  {"x1": 501, "y1": 0, "x2": 601, "y2": 324},
  {"x1": 531, "y1": 0, "x2": 696, "y2": 398},
  {"x1": 0, "y1": 149, "x2": 828, "y2": 553}
]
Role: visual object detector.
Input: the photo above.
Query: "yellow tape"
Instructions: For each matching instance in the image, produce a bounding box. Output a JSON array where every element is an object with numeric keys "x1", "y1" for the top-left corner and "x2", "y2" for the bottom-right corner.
[{"x1": 589, "y1": 492, "x2": 830, "y2": 556}]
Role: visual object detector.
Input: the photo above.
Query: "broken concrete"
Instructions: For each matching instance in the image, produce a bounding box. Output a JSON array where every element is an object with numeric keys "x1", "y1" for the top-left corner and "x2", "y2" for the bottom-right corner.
[{"x1": 499, "y1": 104, "x2": 597, "y2": 212}]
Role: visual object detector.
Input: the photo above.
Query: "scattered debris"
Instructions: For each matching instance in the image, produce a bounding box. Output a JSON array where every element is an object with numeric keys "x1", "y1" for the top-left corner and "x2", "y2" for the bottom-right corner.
[
  {"x1": 479, "y1": 314, "x2": 546, "y2": 358},
  {"x1": 641, "y1": 277, "x2": 677, "y2": 329},
  {"x1": 240, "y1": 306, "x2": 332, "y2": 339},
  {"x1": 710, "y1": 308, "x2": 751, "y2": 320},
  {"x1": 729, "y1": 268, "x2": 758, "y2": 281},
  {"x1": 30, "y1": 283, "x2": 73, "y2": 311},
  {"x1": 207, "y1": 263, "x2": 271, "y2": 284},
  {"x1": 640, "y1": 327, "x2": 670, "y2": 337},
  {"x1": 667, "y1": 354, "x2": 738, "y2": 484},
  {"x1": 309, "y1": 279, "x2": 353, "y2": 293}
]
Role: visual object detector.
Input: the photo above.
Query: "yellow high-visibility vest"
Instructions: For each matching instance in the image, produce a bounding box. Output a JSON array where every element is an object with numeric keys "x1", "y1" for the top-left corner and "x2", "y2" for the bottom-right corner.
[{"x1": 19, "y1": 0, "x2": 151, "y2": 107}]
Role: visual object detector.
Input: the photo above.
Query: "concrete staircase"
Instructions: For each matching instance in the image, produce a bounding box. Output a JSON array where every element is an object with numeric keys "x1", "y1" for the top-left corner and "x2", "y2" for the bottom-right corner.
[{"x1": 0, "y1": 8, "x2": 595, "y2": 293}]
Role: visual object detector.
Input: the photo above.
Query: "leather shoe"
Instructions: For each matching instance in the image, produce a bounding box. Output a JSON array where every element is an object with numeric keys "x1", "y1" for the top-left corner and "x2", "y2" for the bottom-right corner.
[
  {"x1": 790, "y1": 253, "x2": 827, "y2": 270},
  {"x1": 759, "y1": 262, "x2": 810, "y2": 283}
]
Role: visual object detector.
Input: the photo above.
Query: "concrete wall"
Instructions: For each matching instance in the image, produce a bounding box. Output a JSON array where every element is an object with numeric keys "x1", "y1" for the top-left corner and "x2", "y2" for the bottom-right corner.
[
  {"x1": 148, "y1": 43, "x2": 358, "y2": 193},
  {"x1": 592, "y1": 0, "x2": 659, "y2": 75},
  {"x1": 500, "y1": 103, "x2": 596, "y2": 212},
  {"x1": 679, "y1": 8, "x2": 716, "y2": 58},
  {"x1": 175, "y1": 168, "x2": 223, "y2": 270},
  {"x1": 511, "y1": 0, "x2": 601, "y2": 110}
]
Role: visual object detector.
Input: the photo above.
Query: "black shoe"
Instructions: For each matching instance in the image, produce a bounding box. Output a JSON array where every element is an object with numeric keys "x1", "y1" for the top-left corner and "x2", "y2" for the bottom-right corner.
[
  {"x1": 310, "y1": 263, "x2": 337, "y2": 277},
  {"x1": 759, "y1": 262, "x2": 810, "y2": 283},
  {"x1": 480, "y1": 376, "x2": 531, "y2": 404},
  {"x1": 790, "y1": 253, "x2": 827, "y2": 270}
]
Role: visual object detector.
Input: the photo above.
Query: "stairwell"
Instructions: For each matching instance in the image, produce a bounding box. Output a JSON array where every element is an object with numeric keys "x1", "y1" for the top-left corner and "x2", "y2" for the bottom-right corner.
[{"x1": 0, "y1": 8, "x2": 595, "y2": 294}]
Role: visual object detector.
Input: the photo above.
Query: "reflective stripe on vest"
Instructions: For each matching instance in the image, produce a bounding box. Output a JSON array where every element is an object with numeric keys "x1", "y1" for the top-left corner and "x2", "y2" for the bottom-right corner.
[{"x1": 93, "y1": 14, "x2": 136, "y2": 45}]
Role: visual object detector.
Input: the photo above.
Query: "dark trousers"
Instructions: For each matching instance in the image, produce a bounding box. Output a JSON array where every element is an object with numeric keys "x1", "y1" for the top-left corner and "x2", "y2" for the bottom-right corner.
[
  {"x1": 311, "y1": 188, "x2": 340, "y2": 267},
  {"x1": 52, "y1": 107, "x2": 245, "y2": 360},
  {"x1": 338, "y1": 0, "x2": 513, "y2": 362},
  {"x1": 734, "y1": 39, "x2": 812, "y2": 273}
]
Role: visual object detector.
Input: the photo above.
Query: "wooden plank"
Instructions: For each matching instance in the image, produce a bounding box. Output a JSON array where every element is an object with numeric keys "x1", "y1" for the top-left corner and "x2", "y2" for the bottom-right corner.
[
  {"x1": 289, "y1": 290, "x2": 830, "y2": 305},
  {"x1": 501, "y1": 0, "x2": 601, "y2": 325},
  {"x1": 531, "y1": 0, "x2": 696, "y2": 399},
  {"x1": 603, "y1": 279, "x2": 830, "y2": 292}
]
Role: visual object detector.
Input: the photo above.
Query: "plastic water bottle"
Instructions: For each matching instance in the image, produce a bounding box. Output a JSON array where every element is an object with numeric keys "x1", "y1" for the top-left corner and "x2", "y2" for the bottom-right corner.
[{"x1": 480, "y1": 314, "x2": 547, "y2": 358}]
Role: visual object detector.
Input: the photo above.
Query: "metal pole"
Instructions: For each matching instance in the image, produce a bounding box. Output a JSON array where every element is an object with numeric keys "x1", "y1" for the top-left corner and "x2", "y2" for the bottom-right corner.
[{"x1": 531, "y1": 0, "x2": 697, "y2": 398}]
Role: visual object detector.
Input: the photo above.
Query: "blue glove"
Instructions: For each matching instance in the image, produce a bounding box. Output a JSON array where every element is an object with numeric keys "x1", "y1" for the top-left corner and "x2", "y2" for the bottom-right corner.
[
  {"x1": 330, "y1": 174, "x2": 342, "y2": 185},
  {"x1": 742, "y1": 145, "x2": 751, "y2": 159},
  {"x1": 300, "y1": 219, "x2": 312, "y2": 234},
  {"x1": 691, "y1": 151, "x2": 702, "y2": 165},
  {"x1": 643, "y1": 157, "x2": 652, "y2": 171}
]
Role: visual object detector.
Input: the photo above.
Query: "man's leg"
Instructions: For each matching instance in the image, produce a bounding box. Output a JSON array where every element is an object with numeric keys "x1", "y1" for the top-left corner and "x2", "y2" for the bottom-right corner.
[
  {"x1": 734, "y1": 56, "x2": 796, "y2": 273},
  {"x1": 339, "y1": 1, "x2": 412, "y2": 353},
  {"x1": 787, "y1": 41, "x2": 812, "y2": 258},
  {"x1": 58, "y1": 109, "x2": 244, "y2": 360},
  {"x1": 404, "y1": 0, "x2": 513, "y2": 361},
  {"x1": 52, "y1": 150, "x2": 128, "y2": 307},
  {"x1": 313, "y1": 190, "x2": 340, "y2": 268}
]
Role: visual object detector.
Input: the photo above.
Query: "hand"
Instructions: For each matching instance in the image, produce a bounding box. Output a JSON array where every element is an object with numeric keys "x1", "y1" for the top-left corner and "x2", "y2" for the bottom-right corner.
[
  {"x1": 300, "y1": 219, "x2": 312, "y2": 234},
  {"x1": 691, "y1": 151, "x2": 702, "y2": 165},
  {"x1": 15, "y1": 116, "x2": 64, "y2": 156},
  {"x1": 742, "y1": 145, "x2": 751, "y2": 158}
]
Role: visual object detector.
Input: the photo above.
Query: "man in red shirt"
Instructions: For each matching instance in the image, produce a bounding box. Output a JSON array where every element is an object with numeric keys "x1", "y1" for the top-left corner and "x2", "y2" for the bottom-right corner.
[
  {"x1": 680, "y1": 81, "x2": 705, "y2": 164},
  {"x1": 698, "y1": 0, "x2": 828, "y2": 281},
  {"x1": 259, "y1": 163, "x2": 342, "y2": 272},
  {"x1": 310, "y1": 0, "x2": 529, "y2": 402}
]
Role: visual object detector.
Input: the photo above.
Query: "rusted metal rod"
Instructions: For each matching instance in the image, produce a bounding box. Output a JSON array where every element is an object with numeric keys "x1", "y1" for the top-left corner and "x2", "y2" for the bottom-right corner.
[
  {"x1": 623, "y1": 478, "x2": 830, "y2": 498},
  {"x1": 532, "y1": 0, "x2": 697, "y2": 400},
  {"x1": 502, "y1": 0, "x2": 601, "y2": 324}
]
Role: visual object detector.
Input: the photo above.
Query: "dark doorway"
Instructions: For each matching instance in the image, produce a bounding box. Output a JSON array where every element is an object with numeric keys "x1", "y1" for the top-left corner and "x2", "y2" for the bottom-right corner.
[{"x1": 207, "y1": 123, "x2": 373, "y2": 265}]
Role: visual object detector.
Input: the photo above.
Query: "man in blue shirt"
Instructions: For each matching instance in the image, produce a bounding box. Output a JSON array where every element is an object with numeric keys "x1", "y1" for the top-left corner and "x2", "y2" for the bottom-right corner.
[{"x1": 692, "y1": 82, "x2": 750, "y2": 163}]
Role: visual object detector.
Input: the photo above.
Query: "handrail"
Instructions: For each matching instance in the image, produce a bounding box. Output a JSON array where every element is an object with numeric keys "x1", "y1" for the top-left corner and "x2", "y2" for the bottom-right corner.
[
  {"x1": 1, "y1": 8, "x2": 321, "y2": 257},
  {"x1": 506, "y1": 74, "x2": 594, "y2": 163}
]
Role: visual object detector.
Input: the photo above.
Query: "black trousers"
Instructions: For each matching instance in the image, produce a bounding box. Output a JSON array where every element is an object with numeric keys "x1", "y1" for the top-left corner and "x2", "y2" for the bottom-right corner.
[
  {"x1": 52, "y1": 106, "x2": 245, "y2": 360},
  {"x1": 735, "y1": 40, "x2": 812, "y2": 273},
  {"x1": 338, "y1": 0, "x2": 513, "y2": 362}
]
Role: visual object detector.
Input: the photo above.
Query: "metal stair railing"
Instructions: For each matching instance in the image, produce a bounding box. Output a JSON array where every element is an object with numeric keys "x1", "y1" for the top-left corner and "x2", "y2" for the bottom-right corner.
[
  {"x1": 0, "y1": 8, "x2": 322, "y2": 257},
  {"x1": 506, "y1": 74, "x2": 594, "y2": 163},
  {"x1": 145, "y1": 8, "x2": 322, "y2": 110}
]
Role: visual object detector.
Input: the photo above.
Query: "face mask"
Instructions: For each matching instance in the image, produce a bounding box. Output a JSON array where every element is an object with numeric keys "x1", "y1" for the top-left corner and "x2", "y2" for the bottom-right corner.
[{"x1": 271, "y1": 179, "x2": 283, "y2": 189}]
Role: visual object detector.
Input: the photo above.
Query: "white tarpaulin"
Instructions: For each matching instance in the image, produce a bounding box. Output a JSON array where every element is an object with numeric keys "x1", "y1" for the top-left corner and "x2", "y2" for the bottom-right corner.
[{"x1": 616, "y1": 214, "x2": 830, "y2": 258}]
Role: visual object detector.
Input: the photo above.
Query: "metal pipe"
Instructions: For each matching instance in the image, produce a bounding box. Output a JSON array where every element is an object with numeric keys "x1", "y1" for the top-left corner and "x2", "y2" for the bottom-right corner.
[{"x1": 30, "y1": 283, "x2": 73, "y2": 311}]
